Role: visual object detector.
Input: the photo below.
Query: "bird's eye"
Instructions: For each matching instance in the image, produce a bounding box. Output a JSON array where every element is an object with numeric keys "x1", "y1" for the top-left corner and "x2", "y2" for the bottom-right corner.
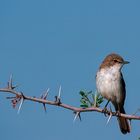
[
  {"x1": 113, "y1": 59, "x2": 118, "y2": 63},
  {"x1": 113, "y1": 59, "x2": 122, "y2": 63}
]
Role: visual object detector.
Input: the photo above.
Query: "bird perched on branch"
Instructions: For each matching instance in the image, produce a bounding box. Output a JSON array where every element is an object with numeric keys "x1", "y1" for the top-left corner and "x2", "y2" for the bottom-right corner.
[{"x1": 96, "y1": 53, "x2": 130, "y2": 134}]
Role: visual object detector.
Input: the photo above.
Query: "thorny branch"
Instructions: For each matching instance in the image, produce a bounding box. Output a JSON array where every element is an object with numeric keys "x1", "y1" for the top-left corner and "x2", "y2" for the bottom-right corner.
[{"x1": 0, "y1": 75, "x2": 140, "y2": 121}]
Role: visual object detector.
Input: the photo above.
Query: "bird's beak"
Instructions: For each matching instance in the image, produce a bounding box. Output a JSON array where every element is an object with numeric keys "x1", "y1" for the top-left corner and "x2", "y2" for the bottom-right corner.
[{"x1": 123, "y1": 61, "x2": 130, "y2": 64}]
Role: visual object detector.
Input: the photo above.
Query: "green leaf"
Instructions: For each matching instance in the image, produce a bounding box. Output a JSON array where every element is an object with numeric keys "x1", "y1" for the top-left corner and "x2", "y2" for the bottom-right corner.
[
  {"x1": 80, "y1": 104, "x2": 89, "y2": 108},
  {"x1": 80, "y1": 99, "x2": 86, "y2": 104},
  {"x1": 79, "y1": 90, "x2": 104, "y2": 108},
  {"x1": 79, "y1": 91, "x2": 86, "y2": 96}
]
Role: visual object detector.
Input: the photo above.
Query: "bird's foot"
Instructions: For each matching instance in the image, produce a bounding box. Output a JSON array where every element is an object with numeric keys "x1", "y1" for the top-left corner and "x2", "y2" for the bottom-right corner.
[{"x1": 115, "y1": 110, "x2": 121, "y2": 117}]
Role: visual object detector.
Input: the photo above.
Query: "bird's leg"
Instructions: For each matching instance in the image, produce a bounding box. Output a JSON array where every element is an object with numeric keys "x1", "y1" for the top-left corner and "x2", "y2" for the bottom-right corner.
[
  {"x1": 115, "y1": 105, "x2": 121, "y2": 117},
  {"x1": 115, "y1": 111, "x2": 121, "y2": 117},
  {"x1": 102, "y1": 100, "x2": 110, "y2": 116}
]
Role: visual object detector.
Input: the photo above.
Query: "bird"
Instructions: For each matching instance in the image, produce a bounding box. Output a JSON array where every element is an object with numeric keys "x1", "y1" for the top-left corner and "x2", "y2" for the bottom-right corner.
[{"x1": 96, "y1": 53, "x2": 131, "y2": 134}]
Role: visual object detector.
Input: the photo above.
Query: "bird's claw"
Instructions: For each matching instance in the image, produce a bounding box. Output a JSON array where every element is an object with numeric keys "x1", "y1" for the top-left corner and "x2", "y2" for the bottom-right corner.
[{"x1": 115, "y1": 111, "x2": 121, "y2": 117}]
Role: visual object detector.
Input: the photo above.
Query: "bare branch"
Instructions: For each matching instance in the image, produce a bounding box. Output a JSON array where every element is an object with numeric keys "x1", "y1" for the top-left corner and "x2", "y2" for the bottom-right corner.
[{"x1": 0, "y1": 81, "x2": 140, "y2": 120}]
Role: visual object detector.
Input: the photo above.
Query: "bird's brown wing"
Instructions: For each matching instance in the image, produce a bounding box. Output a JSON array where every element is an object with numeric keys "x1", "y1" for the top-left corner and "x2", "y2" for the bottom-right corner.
[{"x1": 120, "y1": 72, "x2": 126, "y2": 107}]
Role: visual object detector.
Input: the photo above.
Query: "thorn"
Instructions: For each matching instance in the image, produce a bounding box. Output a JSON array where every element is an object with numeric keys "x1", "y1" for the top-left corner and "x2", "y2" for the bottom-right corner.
[
  {"x1": 17, "y1": 97, "x2": 24, "y2": 114},
  {"x1": 42, "y1": 103, "x2": 47, "y2": 113},
  {"x1": 7, "y1": 74, "x2": 13, "y2": 89},
  {"x1": 54, "y1": 96, "x2": 61, "y2": 105},
  {"x1": 58, "y1": 85, "x2": 61, "y2": 99},
  {"x1": 106, "y1": 105, "x2": 112, "y2": 125},
  {"x1": 129, "y1": 119, "x2": 132, "y2": 126},
  {"x1": 6, "y1": 96, "x2": 16, "y2": 99},
  {"x1": 73, "y1": 112, "x2": 79, "y2": 122},
  {"x1": 44, "y1": 88, "x2": 50, "y2": 99},
  {"x1": 41, "y1": 88, "x2": 49, "y2": 99},
  {"x1": 9, "y1": 74, "x2": 12, "y2": 85},
  {"x1": 20, "y1": 92, "x2": 26, "y2": 99},
  {"x1": 12, "y1": 84, "x2": 20, "y2": 90},
  {"x1": 54, "y1": 86, "x2": 62, "y2": 105},
  {"x1": 73, "y1": 112, "x2": 81, "y2": 122},
  {"x1": 79, "y1": 113, "x2": 81, "y2": 121},
  {"x1": 7, "y1": 74, "x2": 18, "y2": 89},
  {"x1": 106, "y1": 113, "x2": 112, "y2": 125},
  {"x1": 133, "y1": 108, "x2": 140, "y2": 115},
  {"x1": 40, "y1": 89, "x2": 49, "y2": 112},
  {"x1": 55, "y1": 96, "x2": 57, "y2": 102}
]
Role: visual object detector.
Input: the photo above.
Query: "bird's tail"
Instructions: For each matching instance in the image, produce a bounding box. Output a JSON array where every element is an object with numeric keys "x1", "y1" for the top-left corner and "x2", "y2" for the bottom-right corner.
[{"x1": 117, "y1": 107, "x2": 131, "y2": 134}]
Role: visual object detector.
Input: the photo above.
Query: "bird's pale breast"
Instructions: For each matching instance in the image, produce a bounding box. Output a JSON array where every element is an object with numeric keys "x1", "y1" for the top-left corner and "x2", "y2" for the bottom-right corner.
[{"x1": 96, "y1": 66, "x2": 124, "y2": 104}]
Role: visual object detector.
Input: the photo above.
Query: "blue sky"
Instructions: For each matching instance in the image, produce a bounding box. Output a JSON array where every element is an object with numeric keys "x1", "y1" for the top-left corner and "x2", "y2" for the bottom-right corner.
[{"x1": 0, "y1": 0, "x2": 140, "y2": 140}]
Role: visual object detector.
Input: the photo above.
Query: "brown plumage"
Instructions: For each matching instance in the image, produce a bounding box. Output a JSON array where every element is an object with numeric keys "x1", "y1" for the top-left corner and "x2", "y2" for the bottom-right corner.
[{"x1": 96, "y1": 53, "x2": 130, "y2": 134}]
